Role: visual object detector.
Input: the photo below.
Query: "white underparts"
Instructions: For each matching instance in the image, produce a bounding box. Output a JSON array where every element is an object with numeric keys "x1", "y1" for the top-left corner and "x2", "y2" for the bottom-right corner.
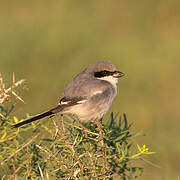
[{"x1": 97, "y1": 76, "x2": 118, "y2": 87}]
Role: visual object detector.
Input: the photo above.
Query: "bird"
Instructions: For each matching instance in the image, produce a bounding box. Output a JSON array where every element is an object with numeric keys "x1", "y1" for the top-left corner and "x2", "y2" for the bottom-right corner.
[{"x1": 13, "y1": 60, "x2": 124, "y2": 128}]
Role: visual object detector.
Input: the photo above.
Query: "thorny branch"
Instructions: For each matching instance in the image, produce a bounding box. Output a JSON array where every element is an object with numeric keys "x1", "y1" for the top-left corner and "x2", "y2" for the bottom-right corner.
[
  {"x1": 1, "y1": 133, "x2": 39, "y2": 165},
  {"x1": 0, "y1": 73, "x2": 25, "y2": 104}
]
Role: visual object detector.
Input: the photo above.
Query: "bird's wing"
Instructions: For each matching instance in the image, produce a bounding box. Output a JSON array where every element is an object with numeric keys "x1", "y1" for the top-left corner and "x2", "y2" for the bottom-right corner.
[
  {"x1": 58, "y1": 96, "x2": 87, "y2": 106},
  {"x1": 13, "y1": 96, "x2": 87, "y2": 128},
  {"x1": 62, "y1": 73, "x2": 111, "y2": 99}
]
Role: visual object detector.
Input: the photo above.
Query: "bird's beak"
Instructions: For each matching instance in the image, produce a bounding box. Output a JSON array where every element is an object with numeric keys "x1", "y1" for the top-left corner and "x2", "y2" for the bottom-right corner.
[{"x1": 113, "y1": 71, "x2": 125, "y2": 78}]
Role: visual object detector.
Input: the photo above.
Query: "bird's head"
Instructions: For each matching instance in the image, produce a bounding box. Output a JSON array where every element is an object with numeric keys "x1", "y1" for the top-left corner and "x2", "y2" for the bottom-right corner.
[{"x1": 86, "y1": 60, "x2": 124, "y2": 86}]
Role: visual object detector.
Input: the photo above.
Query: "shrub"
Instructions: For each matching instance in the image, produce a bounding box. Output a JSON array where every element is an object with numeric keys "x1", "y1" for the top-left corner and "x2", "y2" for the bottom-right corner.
[{"x1": 0, "y1": 73, "x2": 154, "y2": 179}]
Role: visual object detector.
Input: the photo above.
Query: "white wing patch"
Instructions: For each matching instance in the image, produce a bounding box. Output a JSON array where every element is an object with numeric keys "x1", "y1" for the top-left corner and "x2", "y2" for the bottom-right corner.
[
  {"x1": 59, "y1": 98, "x2": 87, "y2": 105},
  {"x1": 59, "y1": 100, "x2": 71, "y2": 105},
  {"x1": 76, "y1": 99, "x2": 87, "y2": 104},
  {"x1": 93, "y1": 90, "x2": 103, "y2": 95}
]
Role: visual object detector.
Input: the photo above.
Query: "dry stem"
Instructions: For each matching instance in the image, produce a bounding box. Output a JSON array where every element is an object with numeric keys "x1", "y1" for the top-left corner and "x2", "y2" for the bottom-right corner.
[
  {"x1": 1, "y1": 133, "x2": 39, "y2": 166},
  {"x1": 0, "y1": 73, "x2": 25, "y2": 104},
  {"x1": 95, "y1": 120, "x2": 106, "y2": 180}
]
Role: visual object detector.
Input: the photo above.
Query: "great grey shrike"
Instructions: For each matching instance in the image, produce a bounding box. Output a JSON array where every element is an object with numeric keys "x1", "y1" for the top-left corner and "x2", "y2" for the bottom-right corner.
[{"x1": 13, "y1": 60, "x2": 124, "y2": 128}]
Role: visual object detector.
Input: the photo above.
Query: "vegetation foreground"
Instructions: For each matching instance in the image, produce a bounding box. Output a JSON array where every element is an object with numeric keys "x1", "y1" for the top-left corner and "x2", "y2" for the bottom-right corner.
[{"x1": 0, "y1": 74, "x2": 154, "y2": 179}]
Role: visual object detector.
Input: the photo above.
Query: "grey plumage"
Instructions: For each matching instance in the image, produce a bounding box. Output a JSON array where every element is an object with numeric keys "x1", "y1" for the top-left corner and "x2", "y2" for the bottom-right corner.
[{"x1": 13, "y1": 60, "x2": 124, "y2": 128}]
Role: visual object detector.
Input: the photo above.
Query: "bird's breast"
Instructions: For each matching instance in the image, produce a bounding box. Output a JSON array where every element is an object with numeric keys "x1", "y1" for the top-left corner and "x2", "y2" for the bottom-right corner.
[{"x1": 63, "y1": 85, "x2": 117, "y2": 122}]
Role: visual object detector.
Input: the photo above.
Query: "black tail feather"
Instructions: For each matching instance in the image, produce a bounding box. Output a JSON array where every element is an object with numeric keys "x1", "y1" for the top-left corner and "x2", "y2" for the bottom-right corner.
[
  {"x1": 13, "y1": 105, "x2": 66, "y2": 128},
  {"x1": 13, "y1": 110, "x2": 54, "y2": 128}
]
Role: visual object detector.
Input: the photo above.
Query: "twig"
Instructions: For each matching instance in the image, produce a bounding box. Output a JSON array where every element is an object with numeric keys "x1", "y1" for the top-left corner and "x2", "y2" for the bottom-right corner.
[
  {"x1": 87, "y1": 151, "x2": 98, "y2": 179},
  {"x1": 5, "y1": 79, "x2": 25, "y2": 94},
  {"x1": 1, "y1": 133, "x2": 39, "y2": 165},
  {"x1": 25, "y1": 148, "x2": 32, "y2": 180},
  {"x1": 59, "y1": 116, "x2": 84, "y2": 175},
  {"x1": 0, "y1": 73, "x2": 25, "y2": 104},
  {"x1": 0, "y1": 113, "x2": 5, "y2": 120},
  {"x1": 13, "y1": 159, "x2": 29, "y2": 176},
  {"x1": 61, "y1": 115, "x2": 65, "y2": 132},
  {"x1": 38, "y1": 163, "x2": 44, "y2": 180},
  {"x1": 52, "y1": 119, "x2": 59, "y2": 139},
  {"x1": 12, "y1": 90, "x2": 25, "y2": 103},
  {"x1": 95, "y1": 120, "x2": 106, "y2": 180},
  {"x1": 35, "y1": 144, "x2": 68, "y2": 170},
  {"x1": 0, "y1": 73, "x2": 5, "y2": 92},
  {"x1": 63, "y1": 121, "x2": 99, "y2": 136}
]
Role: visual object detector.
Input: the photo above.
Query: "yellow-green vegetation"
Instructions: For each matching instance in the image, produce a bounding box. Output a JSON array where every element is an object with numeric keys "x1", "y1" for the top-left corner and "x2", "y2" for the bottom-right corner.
[
  {"x1": 0, "y1": 75, "x2": 154, "y2": 179},
  {"x1": 1, "y1": 1, "x2": 180, "y2": 179}
]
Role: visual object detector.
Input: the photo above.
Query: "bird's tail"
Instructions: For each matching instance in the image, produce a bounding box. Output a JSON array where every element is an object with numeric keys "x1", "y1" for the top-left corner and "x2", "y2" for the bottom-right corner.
[{"x1": 13, "y1": 105, "x2": 63, "y2": 128}]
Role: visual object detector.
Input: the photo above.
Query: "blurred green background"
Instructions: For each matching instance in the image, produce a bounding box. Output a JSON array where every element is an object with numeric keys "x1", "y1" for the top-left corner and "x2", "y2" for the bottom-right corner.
[{"x1": 1, "y1": 1, "x2": 180, "y2": 179}]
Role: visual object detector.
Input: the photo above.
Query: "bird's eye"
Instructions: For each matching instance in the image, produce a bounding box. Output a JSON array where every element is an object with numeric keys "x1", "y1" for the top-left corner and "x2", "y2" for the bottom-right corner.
[
  {"x1": 94, "y1": 70, "x2": 112, "y2": 77},
  {"x1": 103, "y1": 70, "x2": 108, "y2": 75}
]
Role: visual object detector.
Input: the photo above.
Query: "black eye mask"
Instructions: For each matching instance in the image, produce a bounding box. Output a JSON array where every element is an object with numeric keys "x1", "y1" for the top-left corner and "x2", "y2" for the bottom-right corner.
[{"x1": 94, "y1": 70, "x2": 115, "y2": 78}]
